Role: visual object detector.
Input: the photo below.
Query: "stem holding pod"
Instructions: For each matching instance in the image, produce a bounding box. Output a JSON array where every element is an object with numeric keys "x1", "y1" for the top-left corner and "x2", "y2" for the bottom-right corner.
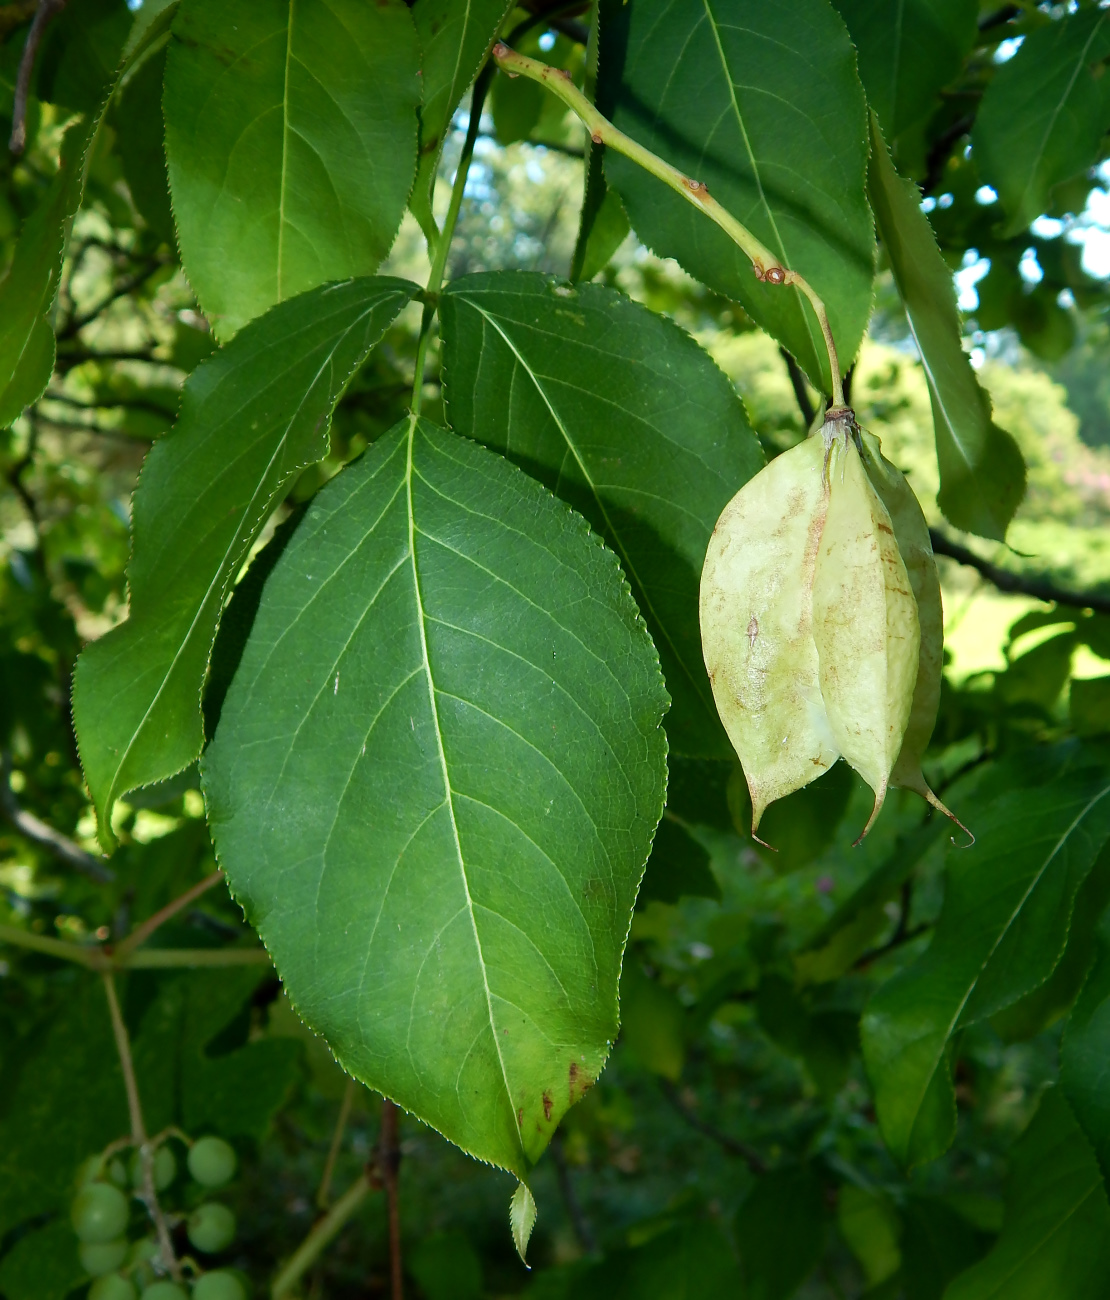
[{"x1": 490, "y1": 42, "x2": 845, "y2": 407}]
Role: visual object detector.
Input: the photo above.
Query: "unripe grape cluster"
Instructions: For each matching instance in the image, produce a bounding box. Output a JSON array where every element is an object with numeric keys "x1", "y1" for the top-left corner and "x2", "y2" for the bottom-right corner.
[{"x1": 71, "y1": 1134, "x2": 246, "y2": 1300}]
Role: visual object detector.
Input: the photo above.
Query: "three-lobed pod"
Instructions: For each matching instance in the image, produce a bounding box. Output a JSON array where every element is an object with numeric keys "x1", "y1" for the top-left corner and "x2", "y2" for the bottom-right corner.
[{"x1": 700, "y1": 409, "x2": 964, "y2": 845}]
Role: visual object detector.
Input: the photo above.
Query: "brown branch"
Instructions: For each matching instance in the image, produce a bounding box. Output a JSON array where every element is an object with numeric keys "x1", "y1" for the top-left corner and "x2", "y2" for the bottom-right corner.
[
  {"x1": 929, "y1": 529, "x2": 1110, "y2": 615},
  {"x1": 658, "y1": 1079, "x2": 766, "y2": 1174},
  {"x1": 112, "y1": 869, "x2": 224, "y2": 963},
  {"x1": 378, "y1": 1100, "x2": 404, "y2": 1300},
  {"x1": 0, "y1": 752, "x2": 113, "y2": 881},
  {"x1": 8, "y1": 0, "x2": 67, "y2": 155}
]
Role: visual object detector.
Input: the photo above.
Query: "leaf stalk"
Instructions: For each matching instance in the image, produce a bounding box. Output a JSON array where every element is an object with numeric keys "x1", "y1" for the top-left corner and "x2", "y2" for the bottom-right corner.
[{"x1": 490, "y1": 42, "x2": 845, "y2": 407}]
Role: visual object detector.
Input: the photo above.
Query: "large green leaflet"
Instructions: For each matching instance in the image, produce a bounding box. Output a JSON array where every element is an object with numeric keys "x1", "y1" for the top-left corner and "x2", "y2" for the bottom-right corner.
[
  {"x1": 831, "y1": 0, "x2": 978, "y2": 141},
  {"x1": 73, "y1": 277, "x2": 418, "y2": 848},
  {"x1": 862, "y1": 770, "x2": 1110, "y2": 1168},
  {"x1": 973, "y1": 9, "x2": 1110, "y2": 238},
  {"x1": 944, "y1": 1090, "x2": 1110, "y2": 1299},
  {"x1": 439, "y1": 272, "x2": 762, "y2": 759},
  {"x1": 163, "y1": 0, "x2": 421, "y2": 338},
  {"x1": 202, "y1": 416, "x2": 668, "y2": 1178},
  {"x1": 868, "y1": 116, "x2": 1025, "y2": 541},
  {"x1": 409, "y1": 0, "x2": 511, "y2": 240},
  {"x1": 1062, "y1": 911, "x2": 1110, "y2": 1186},
  {"x1": 599, "y1": 0, "x2": 874, "y2": 393}
]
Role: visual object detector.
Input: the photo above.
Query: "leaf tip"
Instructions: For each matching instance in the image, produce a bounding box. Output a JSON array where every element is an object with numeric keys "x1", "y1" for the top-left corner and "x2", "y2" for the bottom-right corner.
[{"x1": 510, "y1": 1180, "x2": 537, "y2": 1266}]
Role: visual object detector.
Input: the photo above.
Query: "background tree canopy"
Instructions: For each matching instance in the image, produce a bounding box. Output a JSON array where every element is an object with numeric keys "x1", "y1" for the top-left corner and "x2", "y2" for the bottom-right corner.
[{"x1": 3, "y1": 0, "x2": 1110, "y2": 1296}]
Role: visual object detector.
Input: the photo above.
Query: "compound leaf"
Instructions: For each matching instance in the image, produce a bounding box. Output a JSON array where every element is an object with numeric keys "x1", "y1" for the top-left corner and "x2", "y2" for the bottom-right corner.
[
  {"x1": 868, "y1": 114, "x2": 1025, "y2": 540},
  {"x1": 201, "y1": 416, "x2": 669, "y2": 1177},
  {"x1": 973, "y1": 10, "x2": 1110, "y2": 237},
  {"x1": 598, "y1": 0, "x2": 875, "y2": 393},
  {"x1": 73, "y1": 276, "x2": 418, "y2": 848},
  {"x1": 862, "y1": 769, "x2": 1110, "y2": 1167},
  {"x1": 439, "y1": 271, "x2": 762, "y2": 758},
  {"x1": 944, "y1": 1089, "x2": 1110, "y2": 1300},
  {"x1": 164, "y1": 0, "x2": 421, "y2": 337}
]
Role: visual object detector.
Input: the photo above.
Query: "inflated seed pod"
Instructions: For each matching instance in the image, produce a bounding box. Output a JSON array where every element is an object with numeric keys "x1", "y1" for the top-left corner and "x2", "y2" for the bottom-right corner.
[
  {"x1": 700, "y1": 433, "x2": 839, "y2": 835},
  {"x1": 860, "y1": 432, "x2": 967, "y2": 835},
  {"x1": 812, "y1": 418, "x2": 919, "y2": 840}
]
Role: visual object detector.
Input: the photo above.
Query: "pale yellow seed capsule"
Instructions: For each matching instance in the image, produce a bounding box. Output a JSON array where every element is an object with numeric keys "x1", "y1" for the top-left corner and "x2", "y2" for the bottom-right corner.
[
  {"x1": 812, "y1": 424, "x2": 920, "y2": 841},
  {"x1": 860, "y1": 432, "x2": 969, "y2": 838},
  {"x1": 700, "y1": 433, "x2": 838, "y2": 835}
]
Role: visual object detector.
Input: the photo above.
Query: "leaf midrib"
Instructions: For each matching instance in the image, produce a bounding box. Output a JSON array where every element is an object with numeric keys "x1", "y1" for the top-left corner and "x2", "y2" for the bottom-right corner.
[{"x1": 403, "y1": 416, "x2": 525, "y2": 1164}]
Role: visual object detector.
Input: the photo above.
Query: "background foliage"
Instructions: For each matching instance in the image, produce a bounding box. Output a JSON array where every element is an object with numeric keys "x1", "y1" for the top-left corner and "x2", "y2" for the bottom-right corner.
[{"x1": 4, "y1": 0, "x2": 1110, "y2": 1296}]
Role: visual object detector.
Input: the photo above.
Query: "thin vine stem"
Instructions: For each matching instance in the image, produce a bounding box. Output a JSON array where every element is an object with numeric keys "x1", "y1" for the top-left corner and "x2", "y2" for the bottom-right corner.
[
  {"x1": 317, "y1": 1077, "x2": 357, "y2": 1209},
  {"x1": 491, "y1": 43, "x2": 845, "y2": 407},
  {"x1": 113, "y1": 868, "x2": 223, "y2": 963},
  {"x1": 270, "y1": 1170, "x2": 374, "y2": 1299},
  {"x1": 102, "y1": 972, "x2": 181, "y2": 1279}
]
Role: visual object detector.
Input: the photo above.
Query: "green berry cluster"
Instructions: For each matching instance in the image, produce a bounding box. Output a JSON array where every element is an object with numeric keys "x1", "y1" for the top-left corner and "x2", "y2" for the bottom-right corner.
[{"x1": 71, "y1": 1136, "x2": 246, "y2": 1300}]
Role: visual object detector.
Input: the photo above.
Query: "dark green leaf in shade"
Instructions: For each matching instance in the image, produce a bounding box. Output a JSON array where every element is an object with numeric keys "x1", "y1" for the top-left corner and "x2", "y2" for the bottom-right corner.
[
  {"x1": 0, "y1": 1219, "x2": 83, "y2": 1300},
  {"x1": 901, "y1": 1197, "x2": 987, "y2": 1300},
  {"x1": 572, "y1": 184, "x2": 629, "y2": 284},
  {"x1": 36, "y1": 0, "x2": 131, "y2": 114},
  {"x1": 861, "y1": 770, "x2": 1110, "y2": 1168},
  {"x1": 113, "y1": 44, "x2": 175, "y2": 242},
  {"x1": 597, "y1": 0, "x2": 875, "y2": 393},
  {"x1": 163, "y1": 0, "x2": 421, "y2": 338},
  {"x1": 572, "y1": 1219, "x2": 742, "y2": 1299},
  {"x1": 72, "y1": 277, "x2": 418, "y2": 848},
  {"x1": 491, "y1": 63, "x2": 545, "y2": 145},
  {"x1": 1062, "y1": 910, "x2": 1110, "y2": 1187},
  {"x1": 1071, "y1": 676, "x2": 1110, "y2": 738},
  {"x1": 409, "y1": 1232, "x2": 484, "y2": 1300},
  {"x1": 619, "y1": 962, "x2": 685, "y2": 1081},
  {"x1": 830, "y1": 0, "x2": 977, "y2": 140},
  {"x1": 735, "y1": 1165, "x2": 826, "y2": 1300},
  {"x1": 756, "y1": 974, "x2": 856, "y2": 1097},
  {"x1": 973, "y1": 10, "x2": 1110, "y2": 238},
  {"x1": 638, "y1": 816, "x2": 721, "y2": 905},
  {"x1": 943, "y1": 1089, "x2": 1110, "y2": 1300},
  {"x1": 992, "y1": 843, "x2": 1110, "y2": 1042},
  {"x1": 839, "y1": 1186, "x2": 902, "y2": 1288},
  {"x1": 0, "y1": 122, "x2": 89, "y2": 428},
  {"x1": 201, "y1": 416, "x2": 669, "y2": 1178},
  {"x1": 867, "y1": 114, "x2": 1025, "y2": 540},
  {"x1": 439, "y1": 271, "x2": 763, "y2": 758},
  {"x1": 409, "y1": 0, "x2": 511, "y2": 239}
]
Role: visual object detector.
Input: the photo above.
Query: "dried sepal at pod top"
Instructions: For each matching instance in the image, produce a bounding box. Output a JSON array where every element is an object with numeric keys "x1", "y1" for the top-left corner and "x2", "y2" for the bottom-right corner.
[{"x1": 700, "y1": 409, "x2": 963, "y2": 844}]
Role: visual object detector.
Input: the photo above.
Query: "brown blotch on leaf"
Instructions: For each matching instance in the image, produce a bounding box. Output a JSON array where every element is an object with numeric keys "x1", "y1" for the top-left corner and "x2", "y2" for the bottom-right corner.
[
  {"x1": 517, "y1": 1107, "x2": 524, "y2": 1129},
  {"x1": 542, "y1": 1091, "x2": 553, "y2": 1121}
]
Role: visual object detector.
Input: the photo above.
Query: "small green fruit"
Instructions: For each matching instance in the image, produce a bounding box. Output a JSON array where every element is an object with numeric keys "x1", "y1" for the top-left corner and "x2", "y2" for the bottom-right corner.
[
  {"x1": 79, "y1": 1237, "x2": 129, "y2": 1276},
  {"x1": 187, "y1": 1202, "x2": 236, "y2": 1254},
  {"x1": 140, "y1": 1284, "x2": 188, "y2": 1300},
  {"x1": 187, "y1": 1137, "x2": 237, "y2": 1189},
  {"x1": 71, "y1": 1182, "x2": 130, "y2": 1243},
  {"x1": 107, "y1": 1158, "x2": 129, "y2": 1188},
  {"x1": 193, "y1": 1271, "x2": 247, "y2": 1300},
  {"x1": 88, "y1": 1275, "x2": 137, "y2": 1300},
  {"x1": 130, "y1": 1144, "x2": 176, "y2": 1191}
]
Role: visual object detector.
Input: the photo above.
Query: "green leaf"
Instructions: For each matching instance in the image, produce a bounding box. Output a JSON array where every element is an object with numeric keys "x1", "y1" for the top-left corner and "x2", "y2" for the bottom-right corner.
[
  {"x1": 0, "y1": 122, "x2": 87, "y2": 428},
  {"x1": 839, "y1": 1186, "x2": 902, "y2": 1288},
  {"x1": 1062, "y1": 910, "x2": 1110, "y2": 1187},
  {"x1": 37, "y1": 0, "x2": 131, "y2": 114},
  {"x1": 638, "y1": 816, "x2": 721, "y2": 905},
  {"x1": 511, "y1": 1181, "x2": 538, "y2": 1264},
  {"x1": 867, "y1": 114, "x2": 1025, "y2": 540},
  {"x1": 201, "y1": 415, "x2": 669, "y2": 1178},
  {"x1": 735, "y1": 1165, "x2": 826, "y2": 1300},
  {"x1": 943, "y1": 1089, "x2": 1110, "y2": 1300},
  {"x1": 73, "y1": 276, "x2": 418, "y2": 848},
  {"x1": 862, "y1": 769, "x2": 1110, "y2": 1168},
  {"x1": 410, "y1": 1232, "x2": 484, "y2": 1300},
  {"x1": 901, "y1": 1197, "x2": 986, "y2": 1300},
  {"x1": 409, "y1": 0, "x2": 511, "y2": 239},
  {"x1": 619, "y1": 962, "x2": 685, "y2": 1081},
  {"x1": 572, "y1": 1219, "x2": 742, "y2": 1298},
  {"x1": 439, "y1": 271, "x2": 762, "y2": 758},
  {"x1": 163, "y1": 0, "x2": 421, "y2": 338},
  {"x1": 973, "y1": 10, "x2": 1110, "y2": 237},
  {"x1": 114, "y1": 44, "x2": 175, "y2": 242},
  {"x1": 598, "y1": 0, "x2": 875, "y2": 392},
  {"x1": 0, "y1": 1219, "x2": 83, "y2": 1300},
  {"x1": 830, "y1": 0, "x2": 977, "y2": 140}
]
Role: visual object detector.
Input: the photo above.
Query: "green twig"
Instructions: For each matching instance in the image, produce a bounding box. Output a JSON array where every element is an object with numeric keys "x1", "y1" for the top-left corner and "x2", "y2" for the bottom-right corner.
[
  {"x1": 271, "y1": 1170, "x2": 375, "y2": 1299},
  {"x1": 317, "y1": 1078, "x2": 358, "y2": 1210},
  {"x1": 112, "y1": 868, "x2": 223, "y2": 963},
  {"x1": 491, "y1": 42, "x2": 844, "y2": 406}
]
